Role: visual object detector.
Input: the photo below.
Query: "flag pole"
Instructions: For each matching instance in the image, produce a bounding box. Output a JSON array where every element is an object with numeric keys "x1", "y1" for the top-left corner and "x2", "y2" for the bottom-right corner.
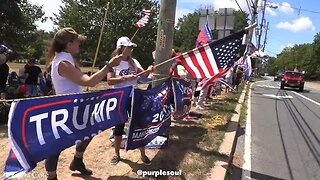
[
  {"x1": 243, "y1": 22, "x2": 257, "y2": 56},
  {"x1": 121, "y1": 28, "x2": 140, "y2": 54},
  {"x1": 87, "y1": 1, "x2": 110, "y2": 91},
  {"x1": 244, "y1": 23, "x2": 257, "y2": 31}
]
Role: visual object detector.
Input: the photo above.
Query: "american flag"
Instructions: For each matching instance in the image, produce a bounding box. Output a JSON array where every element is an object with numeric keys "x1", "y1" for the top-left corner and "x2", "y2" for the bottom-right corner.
[
  {"x1": 179, "y1": 30, "x2": 245, "y2": 79},
  {"x1": 135, "y1": 8, "x2": 151, "y2": 28},
  {"x1": 196, "y1": 67, "x2": 231, "y2": 91}
]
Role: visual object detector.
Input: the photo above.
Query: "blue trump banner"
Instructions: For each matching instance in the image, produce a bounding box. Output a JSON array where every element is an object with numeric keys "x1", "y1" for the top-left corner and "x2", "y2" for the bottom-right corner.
[
  {"x1": 172, "y1": 78, "x2": 193, "y2": 119},
  {"x1": 3, "y1": 86, "x2": 132, "y2": 179},
  {"x1": 126, "y1": 79, "x2": 172, "y2": 150}
]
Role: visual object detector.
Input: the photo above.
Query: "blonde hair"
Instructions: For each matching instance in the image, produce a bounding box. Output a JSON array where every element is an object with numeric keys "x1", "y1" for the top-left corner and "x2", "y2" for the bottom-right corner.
[
  {"x1": 111, "y1": 46, "x2": 137, "y2": 69},
  {"x1": 46, "y1": 27, "x2": 85, "y2": 71}
]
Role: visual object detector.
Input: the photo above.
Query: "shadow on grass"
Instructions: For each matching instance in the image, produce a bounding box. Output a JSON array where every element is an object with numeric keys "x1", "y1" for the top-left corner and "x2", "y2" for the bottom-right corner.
[
  {"x1": 0, "y1": 124, "x2": 8, "y2": 138},
  {"x1": 214, "y1": 121, "x2": 239, "y2": 132},
  {"x1": 110, "y1": 125, "x2": 228, "y2": 179},
  {"x1": 207, "y1": 104, "x2": 238, "y2": 114}
]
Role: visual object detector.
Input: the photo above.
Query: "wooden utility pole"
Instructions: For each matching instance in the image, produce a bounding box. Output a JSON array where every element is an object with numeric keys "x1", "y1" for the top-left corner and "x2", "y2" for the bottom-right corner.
[
  {"x1": 257, "y1": 0, "x2": 267, "y2": 50},
  {"x1": 262, "y1": 22, "x2": 269, "y2": 51},
  {"x1": 246, "y1": 0, "x2": 259, "y2": 74},
  {"x1": 247, "y1": 0, "x2": 259, "y2": 47},
  {"x1": 152, "y1": 0, "x2": 177, "y2": 87}
]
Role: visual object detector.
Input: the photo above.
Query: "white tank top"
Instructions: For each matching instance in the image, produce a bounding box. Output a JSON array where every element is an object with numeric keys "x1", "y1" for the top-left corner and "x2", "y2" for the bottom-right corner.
[{"x1": 51, "y1": 52, "x2": 82, "y2": 94}]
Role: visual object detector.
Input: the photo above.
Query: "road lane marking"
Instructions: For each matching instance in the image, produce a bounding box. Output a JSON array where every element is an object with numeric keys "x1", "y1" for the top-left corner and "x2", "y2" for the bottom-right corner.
[
  {"x1": 262, "y1": 94, "x2": 293, "y2": 99},
  {"x1": 292, "y1": 91, "x2": 320, "y2": 106},
  {"x1": 256, "y1": 84, "x2": 279, "y2": 89},
  {"x1": 243, "y1": 83, "x2": 253, "y2": 179}
]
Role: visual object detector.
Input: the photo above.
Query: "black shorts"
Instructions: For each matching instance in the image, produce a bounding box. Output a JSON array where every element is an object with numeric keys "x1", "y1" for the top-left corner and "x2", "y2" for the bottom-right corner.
[{"x1": 114, "y1": 123, "x2": 125, "y2": 136}]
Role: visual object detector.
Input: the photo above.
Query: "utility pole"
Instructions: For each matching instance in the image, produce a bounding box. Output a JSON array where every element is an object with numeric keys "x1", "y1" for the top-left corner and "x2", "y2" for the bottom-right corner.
[
  {"x1": 245, "y1": 0, "x2": 259, "y2": 74},
  {"x1": 257, "y1": 0, "x2": 267, "y2": 50},
  {"x1": 262, "y1": 21, "x2": 269, "y2": 51},
  {"x1": 247, "y1": 0, "x2": 259, "y2": 47},
  {"x1": 153, "y1": 0, "x2": 177, "y2": 87}
]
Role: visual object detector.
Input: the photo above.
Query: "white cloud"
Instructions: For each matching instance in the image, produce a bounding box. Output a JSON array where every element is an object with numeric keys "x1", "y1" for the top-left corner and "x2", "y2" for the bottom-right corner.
[
  {"x1": 279, "y1": 2, "x2": 294, "y2": 14},
  {"x1": 175, "y1": 8, "x2": 194, "y2": 25},
  {"x1": 30, "y1": 0, "x2": 62, "y2": 31},
  {"x1": 213, "y1": 0, "x2": 249, "y2": 12},
  {"x1": 266, "y1": 7, "x2": 277, "y2": 16},
  {"x1": 276, "y1": 17, "x2": 316, "y2": 32},
  {"x1": 280, "y1": 43, "x2": 294, "y2": 52}
]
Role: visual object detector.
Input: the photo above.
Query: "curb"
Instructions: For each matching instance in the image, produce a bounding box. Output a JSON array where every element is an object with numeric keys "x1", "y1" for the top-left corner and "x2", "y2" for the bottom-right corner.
[{"x1": 206, "y1": 84, "x2": 248, "y2": 180}]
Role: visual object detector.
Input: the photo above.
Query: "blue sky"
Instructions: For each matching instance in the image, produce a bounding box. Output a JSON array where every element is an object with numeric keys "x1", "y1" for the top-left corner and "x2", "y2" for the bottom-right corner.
[{"x1": 30, "y1": 0, "x2": 320, "y2": 57}]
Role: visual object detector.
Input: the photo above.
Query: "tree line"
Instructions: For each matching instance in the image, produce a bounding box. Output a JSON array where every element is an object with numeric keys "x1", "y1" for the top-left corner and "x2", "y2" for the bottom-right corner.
[
  {"x1": 264, "y1": 33, "x2": 320, "y2": 80},
  {"x1": 0, "y1": 0, "x2": 248, "y2": 68}
]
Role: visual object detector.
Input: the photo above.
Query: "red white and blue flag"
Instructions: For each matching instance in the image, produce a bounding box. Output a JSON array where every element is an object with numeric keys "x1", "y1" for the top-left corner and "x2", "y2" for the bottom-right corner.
[
  {"x1": 195, "y1": 67, "x2": 231, "y2": 91},
  {"x1": 195, "y1": 22, "x2": 213, "y2": 47},
  {"x1": 135, "y1": 8, "x2": 151, "y2": 28},
  {"x1": 180, "y1": 30, "x2": 245, "y2": 79}
]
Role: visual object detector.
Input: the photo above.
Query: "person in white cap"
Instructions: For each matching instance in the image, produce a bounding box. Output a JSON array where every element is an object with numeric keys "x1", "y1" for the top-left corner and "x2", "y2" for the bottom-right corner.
[
  {"x1": 107, "y1": 36, "x2": 154, "y2": 165},
  {"x1": 0, "y1": 53, "x2": 9, "y2": 91}
]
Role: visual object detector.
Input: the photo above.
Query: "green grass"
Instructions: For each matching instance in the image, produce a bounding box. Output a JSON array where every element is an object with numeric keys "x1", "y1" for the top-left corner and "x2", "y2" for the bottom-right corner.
[{"x1": 239, "y1": 85, "x2": 249, "y2": 127}]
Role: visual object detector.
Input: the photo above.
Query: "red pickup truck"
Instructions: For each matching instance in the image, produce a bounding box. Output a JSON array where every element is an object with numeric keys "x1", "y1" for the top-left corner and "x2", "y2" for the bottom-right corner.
[{"x1": 280, "y1": 70, "x2": 304, "y2": 92}]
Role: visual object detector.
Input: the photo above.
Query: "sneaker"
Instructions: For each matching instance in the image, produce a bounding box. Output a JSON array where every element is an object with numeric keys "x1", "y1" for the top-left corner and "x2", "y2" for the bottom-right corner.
[
  {"x1": 69, "y1": 157, "x2": 93, "y2": 175},
  {"x1": 141, "y1": 155, "x2": 151, "y2": 165},
  {"x1": 110, "y1": 155, "x2": 121, "y2": 165}
]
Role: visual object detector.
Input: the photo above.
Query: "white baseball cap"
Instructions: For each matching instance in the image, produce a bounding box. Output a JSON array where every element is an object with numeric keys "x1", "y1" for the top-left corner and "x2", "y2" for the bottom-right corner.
[{"x1": 116, "y1": 37, "x2": 137, "y2": 48}]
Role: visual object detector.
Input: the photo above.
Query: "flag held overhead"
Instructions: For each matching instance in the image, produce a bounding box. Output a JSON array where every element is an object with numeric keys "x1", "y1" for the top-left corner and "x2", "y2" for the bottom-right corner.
[
  {"x1": 135, "y1": 8, "x2": 151, "y2": 28},
  {"x1": 180, "y1": 30, "x2": 245, "y2": 79}
]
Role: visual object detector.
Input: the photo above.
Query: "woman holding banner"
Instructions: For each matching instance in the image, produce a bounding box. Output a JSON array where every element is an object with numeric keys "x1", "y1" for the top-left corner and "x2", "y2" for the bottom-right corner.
[
  {"x1": 107, "y1": 36, "x2": 153, "y2": 165},
  {"x1": 45, "y1": 27, "x2": 122, "y2": 180}
]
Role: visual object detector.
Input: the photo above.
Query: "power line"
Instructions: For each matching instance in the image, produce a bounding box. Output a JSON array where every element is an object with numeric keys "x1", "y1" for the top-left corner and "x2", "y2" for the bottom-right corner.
[
  {"x1": 267, "y1": 1, "x2": 320, "y2": 15},
  {"x1": 245, "y1": 0, "x2": 253, "y2": 17},
  {"x1": 234, "y1": 0, "x2": 245, "y2": 15},
  {"x1": 264, "y1": 49, "x2": 278, "y2": 56}
]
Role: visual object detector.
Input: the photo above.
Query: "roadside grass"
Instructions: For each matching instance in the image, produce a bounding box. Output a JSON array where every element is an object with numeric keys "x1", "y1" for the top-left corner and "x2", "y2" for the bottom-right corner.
[
  {"x1": 239, "y1": 85, "x2": 249, "y2": 127},
  {"x1": 0, "y1": 63, "x2": 249, "y2": 179}
]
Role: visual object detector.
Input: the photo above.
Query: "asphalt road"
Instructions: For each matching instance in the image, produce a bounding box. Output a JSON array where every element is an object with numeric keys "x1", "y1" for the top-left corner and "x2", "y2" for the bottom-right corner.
[{"x1": 230, "y1": 79, "x2": 320, "y2": 180}]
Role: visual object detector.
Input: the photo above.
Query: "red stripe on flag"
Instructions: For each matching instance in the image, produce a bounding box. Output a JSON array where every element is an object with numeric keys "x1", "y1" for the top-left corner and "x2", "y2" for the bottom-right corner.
[
  {"x1": 198, "y1": 46, "x2": 215, "y2": 76},
  {"x1": 187, "y1": 51, "x2": 205, "y2": 78},
  {"x1": 196, "y1": 67, "x2": 231, "y2": 91},
  {"x1": 180, "y1": 55, "x2": 197, "y2": 78}
]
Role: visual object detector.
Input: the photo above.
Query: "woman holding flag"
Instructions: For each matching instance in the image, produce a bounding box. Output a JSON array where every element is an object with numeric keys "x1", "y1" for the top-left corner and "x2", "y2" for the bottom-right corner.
[
  {"x1": 107, "y1": 36, "x2": 154, "y2": 165},
  {"x1": 45, "y1": 27, "x2": 122, "y2": 180}
]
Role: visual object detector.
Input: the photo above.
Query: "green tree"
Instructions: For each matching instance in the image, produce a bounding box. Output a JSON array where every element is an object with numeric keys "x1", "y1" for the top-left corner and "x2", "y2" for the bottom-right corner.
[
  {"x1": 311, "y1": 33, "x2": 320, "y2": 79},
  {"x1": 174, "y1": 12, "x2": 199, "y2": 52},
  {"x1": 174, "y1": 9, "x2": 249, "y2": 53},
  {"x1": 0, "y1": 0, "x2": 44, "y2": 54},
  {"x1": 54, "y1": 0, "x2": 159, "y2": 67}
]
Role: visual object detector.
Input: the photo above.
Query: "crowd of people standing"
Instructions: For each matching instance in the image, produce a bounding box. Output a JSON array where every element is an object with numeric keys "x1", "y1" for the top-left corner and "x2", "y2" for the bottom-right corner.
[{"x1": 0, "y1": 26, "x2": 250, "y2": 179}]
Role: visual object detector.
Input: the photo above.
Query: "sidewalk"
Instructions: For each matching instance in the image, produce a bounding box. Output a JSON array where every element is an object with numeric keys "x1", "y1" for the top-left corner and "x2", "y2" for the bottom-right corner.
[{"x1": 305, "y1": 81, "x2": 320, "y2": 90}]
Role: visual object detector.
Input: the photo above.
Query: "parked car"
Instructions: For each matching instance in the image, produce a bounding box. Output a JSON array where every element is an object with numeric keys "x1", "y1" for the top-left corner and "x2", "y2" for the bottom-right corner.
[
  {"x1": 280, "y1": 71, "x2": 304, "y2": 92},
  {"x1": 274, "y1": 73, "x2": 284, "y2": 81}
]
